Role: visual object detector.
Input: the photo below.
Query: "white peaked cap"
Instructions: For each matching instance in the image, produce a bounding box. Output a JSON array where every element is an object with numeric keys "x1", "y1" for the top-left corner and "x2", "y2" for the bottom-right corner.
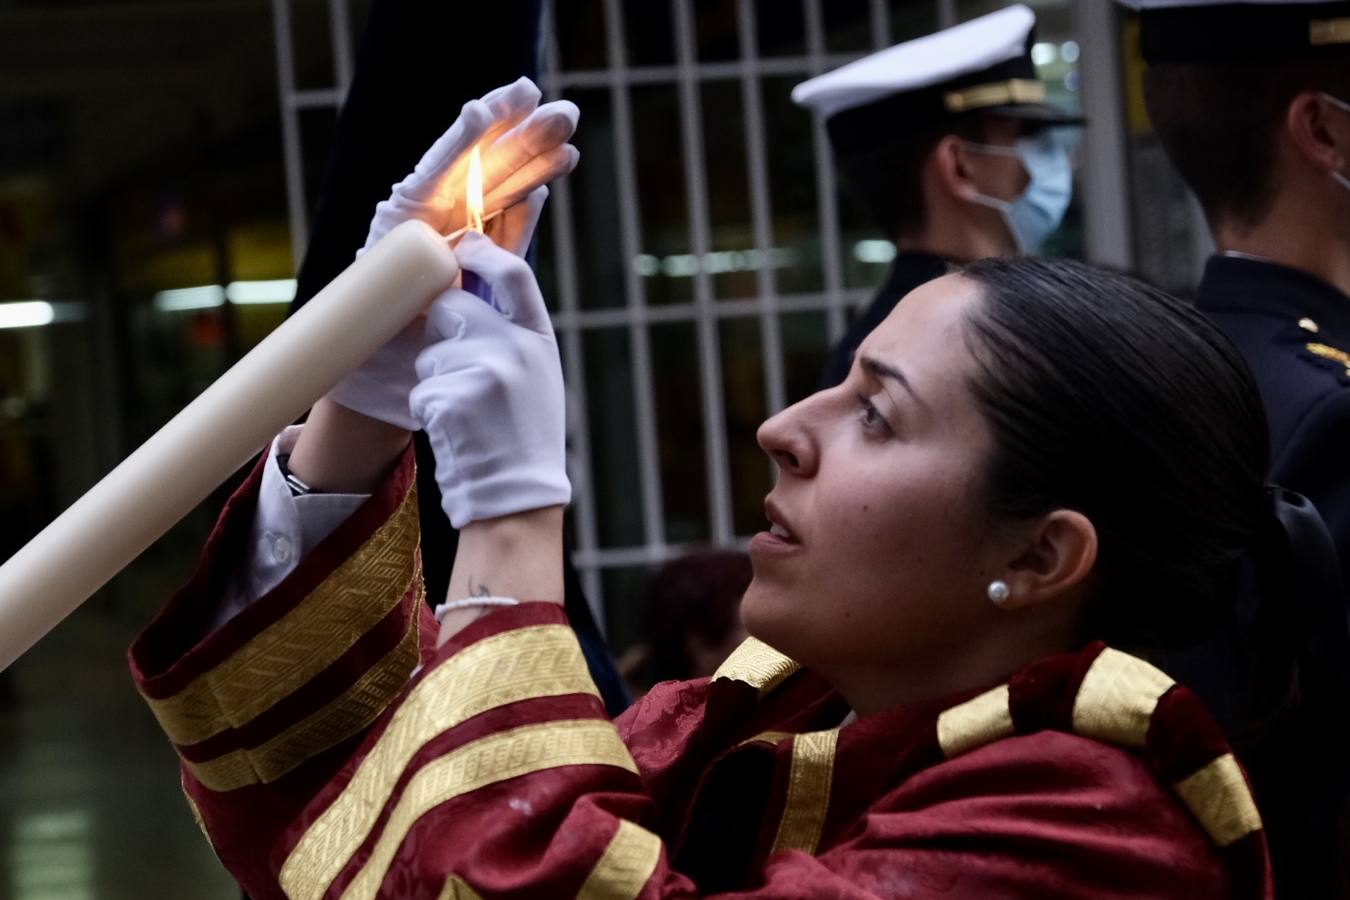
[{"x1": 791, "y1": 4, "x2": 1036, "y2": 120}]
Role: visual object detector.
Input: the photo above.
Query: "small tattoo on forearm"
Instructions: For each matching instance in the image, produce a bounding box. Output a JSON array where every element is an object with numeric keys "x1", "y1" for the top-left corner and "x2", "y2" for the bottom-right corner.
[{"x1": 468, "y1": 575, "x2": 492, "y2": 598}]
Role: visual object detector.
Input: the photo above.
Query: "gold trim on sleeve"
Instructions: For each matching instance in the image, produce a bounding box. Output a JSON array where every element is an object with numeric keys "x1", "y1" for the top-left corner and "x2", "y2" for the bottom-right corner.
[
  {"x1": 1172, "y1": 753, "x2": 1263, "y2": 847},
  {"x1": 338, "y1": 719, "x2": 638, "y2": 900},
  {"x1": 770, "y1": 729, "x2": 839, "y2": 857},
  {"x1": 944, "y1": 78, "x2": 1046, "y2": 113},
  {"x1": 712, "y1": 637, "x2": 800, "y2": 695},
  {"x1": 144, "y1": 484, "x2": 422, "y2": 747},
  {"x1": 436, "y1": 876, "x2": 483, "y2": 900},
  {"x1": 1071, "y1": 648, "x2": 1174, "y2": 748},
  {"x1": 1310, "y1": 17, "x2": 1350, "y2": 46},
  {"x1": 937, "y1": 684, "x2": 1014, "y2": 758},
  {"x1": 576, "y1": 819, "x2": 663, "y2": 900},
  {"x1": 185, "y1": 602, "x2": 422, "y2": 791},
  {"x1": 279, "y1": 624, "x2": 603, "y2": 900}
]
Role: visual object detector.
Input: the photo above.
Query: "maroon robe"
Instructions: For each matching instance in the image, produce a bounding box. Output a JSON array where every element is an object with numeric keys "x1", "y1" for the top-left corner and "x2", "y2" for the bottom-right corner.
[{"x1": 129, "y1": 447, "x2": 1273, "y2": 899}]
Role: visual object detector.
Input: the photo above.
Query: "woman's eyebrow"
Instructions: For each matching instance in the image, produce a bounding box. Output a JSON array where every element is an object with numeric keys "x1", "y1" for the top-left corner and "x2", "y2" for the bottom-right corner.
[{"x1": 858, "y1": 354, "x2": 927, "y2": 409}]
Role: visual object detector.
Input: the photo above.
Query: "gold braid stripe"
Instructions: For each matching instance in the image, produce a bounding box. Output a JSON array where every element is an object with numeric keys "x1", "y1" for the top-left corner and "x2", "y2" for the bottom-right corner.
[
  {"x1": 1306, "y1": 342, "x2": 1350, "y2": 369},
  {"x1": 436, "y1": 876, "x2": 483, "y2": 900},
  {"x1": 186, "y1": 595, "x2": 422, "y2": 791},
  {"x1": 576, "y1": 819, "x2": 663, "y2": 900},
  {"x1": 944, "y1": 78, "x2": 1046, "y2": 113},
  {"x1": 145, "y1": 483, "x2": 422, "y2": 747},
  {"x1": 1172, "y1": 753, "x2": 1263, "y2": 848},
  {"x1": 279, "y1": 624, "x2": 602, "y2": 900},
  {"x1": 1071, "y1": 647, "x2": 1175, "y2": 748},
  {"x1": 937, "y1": 684, "x2": 1014, "y2": 759},
  {"x1": 712, "y1": 637, "x2": 800, "y2": 696},
  {"x1": 770, "y1": 729, "x2": 839, "y2": 857},
  {"x1": 1311, "y1": 17, "x2": 1350, "y2": 46},
  {"x1": 339, "y1": 719, "x2": 638, "y2": 900}
]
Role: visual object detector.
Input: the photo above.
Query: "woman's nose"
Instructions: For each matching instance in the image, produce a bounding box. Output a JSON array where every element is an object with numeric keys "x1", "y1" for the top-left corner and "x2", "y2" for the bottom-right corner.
[{"x1": 756, "y1": 394, "x2": 821, "y2": 477}]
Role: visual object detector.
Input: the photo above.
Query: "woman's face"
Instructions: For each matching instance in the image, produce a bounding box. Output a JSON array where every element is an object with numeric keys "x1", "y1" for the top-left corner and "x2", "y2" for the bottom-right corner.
[{"x1": 741, "y1": 273, "x2": 1008, "y2": 684}]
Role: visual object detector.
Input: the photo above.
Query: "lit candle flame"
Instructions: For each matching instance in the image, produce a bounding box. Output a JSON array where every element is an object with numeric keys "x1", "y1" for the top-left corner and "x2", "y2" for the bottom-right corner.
[{"x1": 466, "y1": 145, "x2": 484, "y2": 234}]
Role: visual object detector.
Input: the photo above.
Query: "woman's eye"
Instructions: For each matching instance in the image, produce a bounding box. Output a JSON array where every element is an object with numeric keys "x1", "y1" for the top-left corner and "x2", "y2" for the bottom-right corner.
[{"x1": 857, "y1": 395, "x2": 892, "y2": 435}]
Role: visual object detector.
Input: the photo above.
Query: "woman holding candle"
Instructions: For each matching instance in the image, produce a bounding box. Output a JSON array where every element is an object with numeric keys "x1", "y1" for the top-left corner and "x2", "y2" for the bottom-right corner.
[{"x1": 131, "y1": 111, "x2": 1301, "y2": 896}]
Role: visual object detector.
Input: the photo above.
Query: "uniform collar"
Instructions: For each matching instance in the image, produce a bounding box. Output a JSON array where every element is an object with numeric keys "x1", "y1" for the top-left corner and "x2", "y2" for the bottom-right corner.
[
  {"x1": 1197, "y1": 253, "x2": 1350, "y2": 334},
  {"x1": 882, "y1": 251, "x2": 952, "y2": 298}
]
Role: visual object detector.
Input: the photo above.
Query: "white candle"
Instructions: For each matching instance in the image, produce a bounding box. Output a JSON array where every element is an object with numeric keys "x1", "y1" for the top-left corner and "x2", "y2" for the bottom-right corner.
[{"x1": 0, "y1": 220, "x2": 459, "y2": 672}]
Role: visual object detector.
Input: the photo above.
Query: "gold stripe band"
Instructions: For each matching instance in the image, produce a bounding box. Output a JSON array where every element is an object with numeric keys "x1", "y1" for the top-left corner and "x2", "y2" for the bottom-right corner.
[
  {"x1": 937, "y1": 684, "x2": 1014, "y2": 758},
  {"x1": 1071, "y1": 647, "x2": 1174, "y2": 748},
  {"x1": 712, "y1": 637, "x2": 800, "y2": 695},
  {"x1": 185, "y1": 596, "x2": 422, "y2": 791},
  {"x1": 436, "y1": 876, "x2": 483, "y2": 900},
  {"x1": 576, "y1": 819, "x2": 663, "y2": 900},
  {"x1": 944, "y1": 78, "x2": 1046, "y2": 113},
  {"x1": 1172, "y1": 753, "x2": 1263, "y2": 848},
  {"x1": 279, "y1": 624, "x2": 601, "y2": 900},
  {"x1": 1310, "y1": 17, "x2": 1350, "y2": 46},
  {"x1": 146, "y1": 484, "x2": 421, "y2": 747},
  {"x1": 339, "y1": 719, "x2": 638, "y2": 900},
  {"x1": 770, "y1": 729, "x2": 838, "y2": 856}
]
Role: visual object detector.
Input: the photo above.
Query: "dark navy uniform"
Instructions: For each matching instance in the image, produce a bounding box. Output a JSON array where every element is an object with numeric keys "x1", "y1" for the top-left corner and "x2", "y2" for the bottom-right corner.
[
  {"x1": 1196, "y1": 254, "x2": 1350, "y2": 580},
  {"x1": 1192, "y1": 252, "x2": 1350, "y2": 900},
  {"x1": 819, "y1": 252, "x2": 949, "y2": 387}
]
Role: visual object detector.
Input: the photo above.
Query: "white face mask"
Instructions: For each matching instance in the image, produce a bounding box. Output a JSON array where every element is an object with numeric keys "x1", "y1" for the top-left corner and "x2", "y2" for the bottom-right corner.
[
  {"x1": 1319, "y1": 93, "x2": 1350, "y2": 193},
  {"x1": 962, "y1": 130, "x2": 1074, "y2": 254}
]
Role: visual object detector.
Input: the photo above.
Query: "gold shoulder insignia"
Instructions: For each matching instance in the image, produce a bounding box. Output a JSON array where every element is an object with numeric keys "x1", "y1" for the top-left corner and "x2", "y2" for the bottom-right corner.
[{"x1": 1305, "y1": 342, "x2": 1350, "y2": 376}]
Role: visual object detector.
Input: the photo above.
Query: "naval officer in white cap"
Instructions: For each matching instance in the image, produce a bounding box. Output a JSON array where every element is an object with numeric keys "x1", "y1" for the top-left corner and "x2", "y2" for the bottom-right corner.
[
  {"x1": 1120, "y1": 2, "x2": 1350, "y2": 897},
  {"x1": 795, "y1": 4, "x2": 1081, "y2": 386}
]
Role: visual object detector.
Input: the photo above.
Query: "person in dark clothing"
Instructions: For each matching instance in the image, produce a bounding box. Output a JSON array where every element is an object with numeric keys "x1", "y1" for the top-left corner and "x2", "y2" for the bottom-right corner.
[
  {"x1": 286, "y1": 0, "x2": 628, "y2": 715},
  {"x1": 792, "y1": 4, "x2": 1080, "y2": 387},
  {"x1": 1125, "y1": 1, "x2": 1350, "y2": 894}
]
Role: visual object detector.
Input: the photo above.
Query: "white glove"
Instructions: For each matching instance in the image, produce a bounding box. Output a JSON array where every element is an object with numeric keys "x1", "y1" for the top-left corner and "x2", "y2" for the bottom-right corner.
[
  {"x1": 328, "y1": 78, "x2": 579, "y2": 429},
  {"x1": 410, "y1": 227, "x2": 569, "y2": 528}
]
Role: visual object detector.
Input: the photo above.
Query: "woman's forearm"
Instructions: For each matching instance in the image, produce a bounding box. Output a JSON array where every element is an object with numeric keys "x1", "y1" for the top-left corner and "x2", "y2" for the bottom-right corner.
[
  {"x1": 287, "y1": 397, "x2": 412, "y2": 494},
  {"x1": 437, "y1": 505, "x2": 566, "y2": 646}
]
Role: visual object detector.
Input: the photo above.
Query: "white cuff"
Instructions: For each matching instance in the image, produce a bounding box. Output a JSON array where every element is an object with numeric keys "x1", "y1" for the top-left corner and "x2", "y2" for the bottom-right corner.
[{"x1": 210, "y1": 427, "x2": 369, "y2": 631}]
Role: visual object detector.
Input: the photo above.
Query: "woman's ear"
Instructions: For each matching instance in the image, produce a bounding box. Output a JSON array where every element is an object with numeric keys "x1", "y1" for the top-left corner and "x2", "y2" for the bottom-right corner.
[
  {"x1": 931, "y1": 134, "x2": 980, "y2": 203},
  {"x1": 996, "y1": 510, "x2": 1097, "y2": 610}
]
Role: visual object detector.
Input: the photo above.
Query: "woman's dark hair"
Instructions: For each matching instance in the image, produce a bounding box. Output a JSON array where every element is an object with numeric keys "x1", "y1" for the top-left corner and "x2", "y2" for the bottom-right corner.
[{"x1": 957, "y1": 256, "x2": 1270, "y2": 649}]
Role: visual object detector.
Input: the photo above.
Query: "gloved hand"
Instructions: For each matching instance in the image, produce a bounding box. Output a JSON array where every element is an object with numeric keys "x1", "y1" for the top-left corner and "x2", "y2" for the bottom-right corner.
[
  {"x1": 362, "y1": 76, "x2": 579, "y2": 251},
  {"x1": 410, "y1": 228, "x2": 569, "y2": 528},
  {"x1": 328, "y1": 77, "x2": 578, "y2": 429}
]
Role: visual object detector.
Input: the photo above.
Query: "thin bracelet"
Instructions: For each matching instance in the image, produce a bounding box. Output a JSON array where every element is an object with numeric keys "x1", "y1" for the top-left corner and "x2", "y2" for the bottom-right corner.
[{"x1": 432, "y1": 596, "x2": 519, "y2": 623}]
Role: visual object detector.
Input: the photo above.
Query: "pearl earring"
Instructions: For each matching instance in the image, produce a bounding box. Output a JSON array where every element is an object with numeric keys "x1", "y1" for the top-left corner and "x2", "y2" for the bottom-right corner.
[{"x1": 987, "y1": 580, "x2": 1011, "y2": 606}]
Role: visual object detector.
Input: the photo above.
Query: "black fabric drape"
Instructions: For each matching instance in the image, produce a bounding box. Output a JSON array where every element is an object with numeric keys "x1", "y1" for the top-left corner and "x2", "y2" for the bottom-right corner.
[{"x1": 286, "y1": 0, "x2": 628, "y2": 715}]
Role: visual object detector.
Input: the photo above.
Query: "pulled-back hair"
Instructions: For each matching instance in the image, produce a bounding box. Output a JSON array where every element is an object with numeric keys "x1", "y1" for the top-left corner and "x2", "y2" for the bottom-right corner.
[
  {"x1": 958, "y1": 256, "x2": 1270, "y2": 649},
  {"x1": 1144, "y1": 60, "x2": 1350, "y2": 231}
]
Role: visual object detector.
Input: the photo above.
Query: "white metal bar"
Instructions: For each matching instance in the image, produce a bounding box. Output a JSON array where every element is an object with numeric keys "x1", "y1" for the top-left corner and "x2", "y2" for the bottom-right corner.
[
  {"x1": 803, "y1": 0, "x2": 846, "y2": 341},
  {"x1": 270, "y1": 0, "x2": 309, "y2": 267},
  {"x1": 603, "y1": 0, "x2": 668, "y2": 553},
  {"x1": 673, "y1": 0, "x2": 735, "y2": 547},
  {"x1": 548, "y1": 53, "x2": 868, "y2": 88},
  {"x1": 869, "y1": 0, "x2": 891, "y2": 50},
  {"x1": 736, "y1": 0, "x2": 787, "y2": 416},
  {"x1": 547, "y1": 288, "x2": 871, "y2": 330},
  {"x1": 937, "y1": 0, "x2": 958, "y2": 29},
  {"x1": 1073, "y1": 0, "x2": 1134, "y2": 270},
  {"x1": 542, "y1": 19, "x2": 607, "y2": 625},
  {"x1": 327, "y1": 0, "x2": 354, "y2": 99},
  {"x1": 290, "y1": 88, "x2": 344, "y2": 110}
]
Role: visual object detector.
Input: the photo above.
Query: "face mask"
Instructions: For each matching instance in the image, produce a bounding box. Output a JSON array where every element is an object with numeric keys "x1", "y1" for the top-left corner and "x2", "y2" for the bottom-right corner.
[
  {"x1": 963, "y1": 130, "x2": 1073, "y2": 254},
  {"x1": 1319, "y1": 93, "x2": 1350, "y2": 193}
]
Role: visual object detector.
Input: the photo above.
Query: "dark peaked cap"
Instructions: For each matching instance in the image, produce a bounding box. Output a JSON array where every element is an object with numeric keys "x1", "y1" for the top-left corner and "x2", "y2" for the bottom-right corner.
[
  {"x1": 791, "y1": 4, "x2": 1080, "y2": 158},
  {"x1": 1118, "y1": 0, "x2": 1350, "y2": 63}
]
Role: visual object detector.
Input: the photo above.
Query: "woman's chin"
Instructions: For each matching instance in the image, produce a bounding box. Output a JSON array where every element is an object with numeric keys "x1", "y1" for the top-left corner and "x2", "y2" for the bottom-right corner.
[{"x1": 739, "y1": 578, "x2": 801, "y2": 655}]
